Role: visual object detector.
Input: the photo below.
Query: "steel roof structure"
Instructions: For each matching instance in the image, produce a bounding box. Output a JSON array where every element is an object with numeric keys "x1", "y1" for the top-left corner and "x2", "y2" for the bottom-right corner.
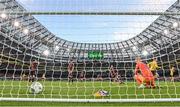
[{"x1": 0, "y1": 0, "x2": 180, "y2": 62}]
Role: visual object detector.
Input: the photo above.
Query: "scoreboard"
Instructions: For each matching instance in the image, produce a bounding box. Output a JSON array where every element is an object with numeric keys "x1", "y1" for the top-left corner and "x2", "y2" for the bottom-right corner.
[{"x1": 88, "y1": 51, "x2": 104, "y2": 59}]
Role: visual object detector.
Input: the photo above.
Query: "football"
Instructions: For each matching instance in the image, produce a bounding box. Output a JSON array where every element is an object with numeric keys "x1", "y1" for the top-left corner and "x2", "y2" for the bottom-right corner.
[{"x1": 30, "y1": 82, "x2": 43, "y2": 94}]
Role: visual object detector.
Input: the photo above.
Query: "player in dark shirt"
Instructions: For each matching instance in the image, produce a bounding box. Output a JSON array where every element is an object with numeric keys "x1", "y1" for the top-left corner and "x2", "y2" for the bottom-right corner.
[
  {"x1": 114, "y1": 72, "x2": 124, "y2": 84},
  {"x1": 68, "y1": 60, "x2": 74, "y2": 84},
  {"x1": 109, "y1": 65, "x2": 117, "y2": 82},
  {"x1": 79, "y1": 71, "x2": 85, "y2": 81},
  {"x1": 29, "y1": 59, "x2": 38, "y2": 82}
]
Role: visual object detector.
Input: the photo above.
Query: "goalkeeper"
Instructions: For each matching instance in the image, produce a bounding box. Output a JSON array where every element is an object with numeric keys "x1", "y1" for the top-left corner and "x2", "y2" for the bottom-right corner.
[
  {"x1": 134, "y1": 57, "x2": 155, "y2": 88},
  {"x1": 148, "y1": 58, "x2": 161, "y2": 78}
]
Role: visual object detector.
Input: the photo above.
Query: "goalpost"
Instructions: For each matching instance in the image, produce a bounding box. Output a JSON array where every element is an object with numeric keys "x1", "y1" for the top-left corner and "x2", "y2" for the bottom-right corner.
[{"x1": 0, "y1": 0, "x2": 180, "y2": 103}]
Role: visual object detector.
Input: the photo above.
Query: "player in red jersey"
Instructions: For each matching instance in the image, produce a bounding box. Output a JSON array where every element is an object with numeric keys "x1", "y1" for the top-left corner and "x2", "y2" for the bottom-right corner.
[
  {"x1": 109, "y1": 65, "x2": 117, "y2": 82},
  {"x1": 29, "y1": 59, "x2": 39, "y2": 82},
  {"x1": 79, "y1": 71, "x2": 85, "y2": 81},
  {"x1": 134, "y1": 57, "x2": 155, "y2": 88},
  {"x1": 68, "y1": 60, "x2": 74, "y2": 84}
]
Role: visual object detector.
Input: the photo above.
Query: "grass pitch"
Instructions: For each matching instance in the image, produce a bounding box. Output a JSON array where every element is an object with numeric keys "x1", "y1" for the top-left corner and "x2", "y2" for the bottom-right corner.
[{"x1": 0, "y1": 80, "x2": 180, "y2": 106}]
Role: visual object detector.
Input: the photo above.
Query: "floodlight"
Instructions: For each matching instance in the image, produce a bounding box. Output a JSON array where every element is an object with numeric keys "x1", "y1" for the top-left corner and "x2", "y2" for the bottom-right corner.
[
  {"x1": 23, "y1": 29, "x2": 29, "y2": 34},
  {"x1": 43, "y1": 50, "x2": 50, "y2": 56},
  {"x1": 173, "y1": 22, "x2": 178, "y2": 28},
  {"x1": 14, "y1": 21, "x2": 20, "y2": 27},
  {"x1": 142, "y1": 50, "x2": 148, "y2": 56},
  {"x1": 163, "y1": 29, "x2": 169, "y2": 35},
  {"x1": 1, "y1": 13, "x2": 7, "y2": 19}
]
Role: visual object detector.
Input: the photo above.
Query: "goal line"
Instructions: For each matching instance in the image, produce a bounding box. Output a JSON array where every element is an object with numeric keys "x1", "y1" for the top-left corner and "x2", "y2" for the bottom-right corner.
[{"x1": 1, "y1": 98, "x2": 180, "y2": 103}]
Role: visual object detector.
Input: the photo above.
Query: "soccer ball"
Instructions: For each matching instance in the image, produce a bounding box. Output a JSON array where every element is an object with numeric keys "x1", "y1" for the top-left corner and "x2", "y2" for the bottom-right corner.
[{"x1": 30, "y1": 82, "x2": 43, "y2": 94}]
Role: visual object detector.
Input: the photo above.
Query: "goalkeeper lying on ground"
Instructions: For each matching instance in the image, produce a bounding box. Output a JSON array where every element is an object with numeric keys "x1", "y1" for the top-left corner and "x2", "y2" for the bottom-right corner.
[{"x1": 134, "y1": 57, "x2": 155, "y2": 88}]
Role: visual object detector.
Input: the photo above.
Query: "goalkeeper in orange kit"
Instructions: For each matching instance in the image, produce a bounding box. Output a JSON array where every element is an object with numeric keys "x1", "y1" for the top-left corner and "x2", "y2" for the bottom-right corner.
[{"x1": 134, "y1": 57, "x2": 155, "y2": 88}]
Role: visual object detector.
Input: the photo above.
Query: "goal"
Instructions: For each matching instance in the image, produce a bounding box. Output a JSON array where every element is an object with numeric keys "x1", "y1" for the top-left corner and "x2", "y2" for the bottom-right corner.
[{"x1": 0, "y1": 0, "x2": 180, "y2": 102}]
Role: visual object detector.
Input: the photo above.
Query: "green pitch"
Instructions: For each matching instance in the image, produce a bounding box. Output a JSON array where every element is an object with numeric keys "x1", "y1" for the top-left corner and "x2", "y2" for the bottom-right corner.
[{"x1": 0, "y1": 80, "x2": 180, "y2": 106}]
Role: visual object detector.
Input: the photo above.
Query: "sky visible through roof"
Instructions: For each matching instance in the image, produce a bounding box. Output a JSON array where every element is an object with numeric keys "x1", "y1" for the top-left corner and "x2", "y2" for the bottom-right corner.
[{"x1": 17, "y1": 0, "x2": 176, "y2": 43}]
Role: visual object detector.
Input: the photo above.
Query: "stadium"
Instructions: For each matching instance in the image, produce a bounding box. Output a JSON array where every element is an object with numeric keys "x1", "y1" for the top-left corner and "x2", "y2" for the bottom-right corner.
[{"x1": 0, "y1": 0, "x2": 180, "y2": 106}]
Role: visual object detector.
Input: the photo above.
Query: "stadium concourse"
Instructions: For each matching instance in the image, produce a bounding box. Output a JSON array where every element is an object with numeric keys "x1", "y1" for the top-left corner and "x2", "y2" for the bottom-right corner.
[{"x1": 0, "y1": 0, "x2": 180, "y2": 105}]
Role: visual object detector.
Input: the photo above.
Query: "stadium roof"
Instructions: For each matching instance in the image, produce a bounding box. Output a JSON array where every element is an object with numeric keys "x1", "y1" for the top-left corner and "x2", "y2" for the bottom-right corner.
[
  {"x1": 0, "y1": 0, "x2": 180, "y2": 61},
  {"x1": 16, "y1": 0, "x2": 176, "y2": 43}
]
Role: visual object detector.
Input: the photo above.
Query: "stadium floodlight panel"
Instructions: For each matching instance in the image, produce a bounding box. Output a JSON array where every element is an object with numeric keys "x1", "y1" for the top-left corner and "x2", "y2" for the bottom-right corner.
[
  {"x1": 43, "y1": 50, "x2": 50, "y2": 56},
  {"x1": 66, "y1": 48, "x2": 70, "y2": 52},
  {"x1": 173, "y1": 22, "x2": 178, "y2": 28},
  {"x1": 163, "y1": 29, "x2": 169, "y2": 35},
  {"x1": 23, "y1": 29, "x2": 29, "y2": 35},
  {"x1": 142, "y1": 50, "x2": 148, "y2": 56},
  {"x1": 55, "y1": 46, "x2": 59, "y2": 50},
  {"x1": 14, "y1": 21, "x2": 20, "y2": 27},
  {"x1": 1, "y1": 13, "x2": 7, "y2": 19},
  {"x1": 133, "y1": 46, "x2": 137, "y2": 51}
]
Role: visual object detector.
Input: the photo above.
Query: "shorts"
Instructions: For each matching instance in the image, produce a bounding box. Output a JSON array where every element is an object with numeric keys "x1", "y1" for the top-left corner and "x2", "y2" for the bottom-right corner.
[
  {"x1": 30, "y1": 71, "x2": 36, "y2": 77},
  {"x1": 80, "y1": 76, "x2": 84, "y2": 79},
  {"x1": 68, "y1": 73, "x2": 73, "y2": 79}
]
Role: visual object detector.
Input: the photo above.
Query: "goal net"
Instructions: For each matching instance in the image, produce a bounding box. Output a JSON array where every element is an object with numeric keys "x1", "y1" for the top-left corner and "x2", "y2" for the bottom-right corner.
[{"x1": 0, "y1": 0, "x2": 180, "y2": 102}]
